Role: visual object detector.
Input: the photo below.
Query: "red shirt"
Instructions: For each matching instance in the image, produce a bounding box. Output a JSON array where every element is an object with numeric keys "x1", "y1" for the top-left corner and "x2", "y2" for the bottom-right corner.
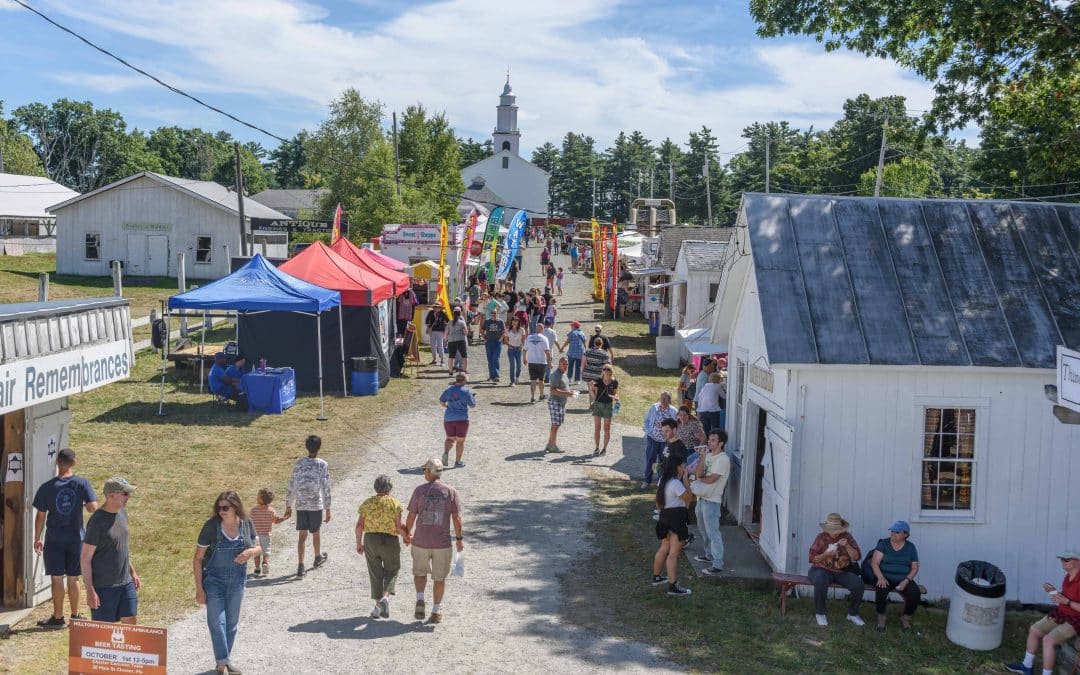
[{"x1": 1050, "y1": 572, "x2": 1080, "y2": 627}]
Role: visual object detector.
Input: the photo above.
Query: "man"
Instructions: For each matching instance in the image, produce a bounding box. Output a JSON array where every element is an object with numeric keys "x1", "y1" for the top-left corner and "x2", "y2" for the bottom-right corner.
[
  {"x1": 440, "y1": 373, "x2": 477, "y2": 468},
  {"x1": 209, "y1": 352, "x2": 248, "y2": 411},
  {"x1": 694, "y1": 358, "x2": 717, "y2": 411},
  {"x1": 32, "y1": 448, "x2": 98, "y2": 627},
  {"x1": 696, "y1": 372, "x2": 724, "y2": 436},
  {"x1": 524, "y1": 322, "x2": 552, "y2": 404},
  {"x1": 484, "y1": 291, "x2": 508, "y2": 321},
  {"x1": 659, "y1": 418, "x2": 688, "y2": 471},
  {"x1": 482, "y1": 309, "x2": 506, "y2": 383},
  {"x1": 81, "y1": 477, "x2": 140, "y2": 624},
  {"x1": 570, "y1": 243, "x2": 579, "y2": 272},
  {"x1": 593, "y1": 325, "x2": 613, "y2": 360},
  {"x1": 641, "y1": 393, "x2": 678, "y2": 488},
  {"x1": 692, "y1": 430, "x2": 731, "y2": 575},
  {"x1": 283, "y1": 435, "x2": 332, "y2": 578},
  {"x1": 426, "y1": 304, "x2": 448, "y2": 366},
  {"x1": 542, "y1": 318, "x2": 562, "y2": 379},
  {"x1": 1007, "y1": 551, "x2": 1080, "y2": 675},
  {"x1": 405, "y1": 459, "x2": 464, "y2": 625},
  {"x1": 565, "y1": 321, "x2": 588, "y2": 384},
  {"x1": 545, "y1": 357, "x2": 574, "y2": 454}
]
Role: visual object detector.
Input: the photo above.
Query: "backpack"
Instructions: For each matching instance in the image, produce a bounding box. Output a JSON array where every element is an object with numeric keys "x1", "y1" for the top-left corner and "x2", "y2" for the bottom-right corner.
[{"x1": 861, "y1": 538, "x2": 889, "y2": 584}]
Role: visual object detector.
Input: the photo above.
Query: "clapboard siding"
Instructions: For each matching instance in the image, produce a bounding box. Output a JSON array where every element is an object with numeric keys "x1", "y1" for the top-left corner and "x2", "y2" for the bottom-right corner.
[{"x1": 0, "y1": 301, "x2": 131, "y2": 362}]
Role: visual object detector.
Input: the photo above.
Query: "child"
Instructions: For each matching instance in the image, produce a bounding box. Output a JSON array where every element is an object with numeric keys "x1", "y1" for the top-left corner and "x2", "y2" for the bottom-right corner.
[
  {"x1": 545, "y1": 298, "x2": 558, "y2": 324},
  {"x1": 250, "y1": 488, "x2": 286, "y2": 577},
  {"x1": 556, "y1": 267, "x2": 564, "y2": 296}
]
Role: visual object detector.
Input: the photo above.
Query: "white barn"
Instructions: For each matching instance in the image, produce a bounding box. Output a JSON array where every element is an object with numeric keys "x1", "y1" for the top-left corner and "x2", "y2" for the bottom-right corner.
[
  {"x1": 671, "y1": 240, "x2": 728, "y2": 331},
  {"x1": 711, "y1": 193, "x2": 1080, "y2": 604},
  {"x1": 0, "y1": 173, "x2": 78, "y2": 255},
  {"x1": 49, "y1": 172, "x2": 288, "y2": 279}
]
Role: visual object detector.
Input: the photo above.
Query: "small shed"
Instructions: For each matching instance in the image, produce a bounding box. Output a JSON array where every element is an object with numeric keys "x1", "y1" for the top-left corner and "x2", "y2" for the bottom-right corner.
[
  {"x1": 0, "y1": 173, "x2": 78, "y2": 255},
  {"x1": 49, "y1": 172, "x2": 289, "y2": 279},
  {"x1": 710, "y1": 193, "x2": 1080, "y2": 603},
  {"x1": 671, "y1": 239, "x2": 728, "y2": 331}
]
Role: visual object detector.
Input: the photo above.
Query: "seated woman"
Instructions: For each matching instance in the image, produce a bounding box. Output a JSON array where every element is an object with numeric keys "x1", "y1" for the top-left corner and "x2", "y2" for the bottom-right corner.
[
  {"x1": 807, "y1": 513, "x2": 865, "y2": 627},
  {"x1": 869, "y1": 520, "x2": 920, "y2": 632}
]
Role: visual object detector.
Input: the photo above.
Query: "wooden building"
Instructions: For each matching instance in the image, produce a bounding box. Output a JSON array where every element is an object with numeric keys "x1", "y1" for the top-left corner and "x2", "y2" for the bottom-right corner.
[
  {"x1": 49, "y1": 172, "x2": 289, "y2": 279},
  {"x1": 710, "y1": 193, "x2": 1080, "y2": 603},
  {"x1": 0, "y1": 173, "x2": 78, "y2": 255}
]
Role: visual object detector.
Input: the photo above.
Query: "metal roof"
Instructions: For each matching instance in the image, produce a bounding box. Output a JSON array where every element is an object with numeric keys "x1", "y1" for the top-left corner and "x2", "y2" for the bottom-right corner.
[
  {"x1": 742, "y1": 193, "x2": 1080, "y2": 368},
  {"x1": 248, "y1": 188, "x2": 328, "y2": 213},
  {"x1": 679, "y1": 240, "x2": 728, "y2": 271},
  {"x1": 658, "y1": 225, "x2": 733, "y2": 270},
  {"x1": 0, "y1": 173, "x2": 79, "y2": 219}
]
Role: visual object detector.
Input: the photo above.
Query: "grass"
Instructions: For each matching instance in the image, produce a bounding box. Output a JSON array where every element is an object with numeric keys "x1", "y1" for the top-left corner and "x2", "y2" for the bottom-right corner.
[
  {"x1": 0, "y1": 333, "x2": 421, "y2": 673},
  {"x1": 593, "y1": 313, "x2": 678, "y2": 426},
  {"x1": 568, "y1": 476, "x2": 1038, "y2": 674}
]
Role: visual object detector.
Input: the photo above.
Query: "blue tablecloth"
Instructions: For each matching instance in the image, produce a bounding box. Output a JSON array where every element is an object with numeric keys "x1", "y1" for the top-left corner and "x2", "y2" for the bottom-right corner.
[{"x1": 241, "y1": 368, "x2": 296, "y2": 414}]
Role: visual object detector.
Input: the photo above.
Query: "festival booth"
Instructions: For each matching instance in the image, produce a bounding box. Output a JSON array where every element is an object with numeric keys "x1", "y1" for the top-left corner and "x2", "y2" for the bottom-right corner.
[
  {"x1": 162, "y1": 254, "x2": 343, "y2": 418},
  {"x1": 254, "y1": 241, "x2": 395, "y2": 390},
  {"x1": 330, "y1": 238, "x2": 411, "y2": 293}
]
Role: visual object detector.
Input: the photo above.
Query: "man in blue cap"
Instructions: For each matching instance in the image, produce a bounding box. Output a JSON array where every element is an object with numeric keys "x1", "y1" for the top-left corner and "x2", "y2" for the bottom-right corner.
[{"x1": 209, "y1": 352, "x2": 247, "y2": 411}]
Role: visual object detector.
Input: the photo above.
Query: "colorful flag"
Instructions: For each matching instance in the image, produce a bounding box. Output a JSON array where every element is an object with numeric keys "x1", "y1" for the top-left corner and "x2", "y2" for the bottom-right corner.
[
  {"x1": 591, "y1": 218, "x2": 603, "y2": 301},
  {"x1": 331, "y1": 203, "x2": 343, "y2": 243},
  {"x1": 436, "y1": 219, "x2": 454, "y2": 320},
  {"x1": 609, "y1": 221, "x2": 618, "y2": 311},
  {"x1": 481, "y1": 207, "x2": 504, "y2": 280},
  {"x1": 458, "y1": 209, "x2": 481, "y2": 293},
  {"x1": 497, "y1": 210, "x2": 527, "y2": 279}
]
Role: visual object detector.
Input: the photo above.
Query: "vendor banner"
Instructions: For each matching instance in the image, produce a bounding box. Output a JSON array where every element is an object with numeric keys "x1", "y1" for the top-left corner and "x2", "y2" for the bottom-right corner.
[
  {"x1": 0, "y1": 339, "x2": 132, "y2": 416},
  {"x1": 609, "y1": 221, "x2": 618, "y2": 311},
  {"x1": 457, "y1": 209, "x2": 481, "y2": 295},
  {"x1": 484, "y1": 207, "x2": 504, "y2": 280},
  {"x1": 496, "y1": 210, "x2": 527, "y2": 280},
  {"x1": 436, "y1": 219, "x2": 453, "y2": 320}
]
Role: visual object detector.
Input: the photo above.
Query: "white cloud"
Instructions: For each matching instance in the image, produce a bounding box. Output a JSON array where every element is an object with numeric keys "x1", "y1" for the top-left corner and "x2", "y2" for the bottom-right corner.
[{"x1": 33, "y1": 0, "x2": 940, "y2": 155}]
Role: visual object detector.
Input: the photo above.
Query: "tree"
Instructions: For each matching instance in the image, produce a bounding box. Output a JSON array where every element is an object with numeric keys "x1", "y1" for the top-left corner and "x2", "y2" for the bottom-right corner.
[
  {"x1": 531, "y1": 142, "x2": 559, "y2": 214},
  {"x1": 856, "y1": 156, "x2": 942, "y2": 197},
  {"x1": 396, "y1": 104, "x2": 463, "y2": 222},
  {"x1": 599, "y1": 131, "x2": 655, "y2": 221},
  {"x1": 0, "y1": 101, "x2": 45, "y2": 175},
  {"x1": 211, "y1": 143, "x2": 270, "y2": 195},
  {"x1": 458, "y1": 136, "x2": 493, "y2": 169},
  {"x1": 749, "y1": 0, "x2": 1080, "y2": 129},
  {"x1": 268, "y1": 131, "x2": 311, "y2": 188},
  {"x1": 147, "y1": 126, "x2": 230, "y2": 180},
  {"x1": 653, "y1": 137, "x2": 684, "y2": 203},
  {"x1": 726, "y1": 121, "x2": 807, "y2": 195},
  {"x1": 551, "y1": 133, "x2": 598, "y2": 217}
]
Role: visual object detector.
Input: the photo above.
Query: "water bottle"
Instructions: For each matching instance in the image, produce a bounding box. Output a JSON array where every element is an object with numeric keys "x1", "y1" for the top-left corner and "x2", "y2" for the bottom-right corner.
[
  {"x1": 258, "y1": 358, "x2": 267, "y2": 372},
  {"x1": 612, "y1": 400, "x2": 621, "y2": 416}
]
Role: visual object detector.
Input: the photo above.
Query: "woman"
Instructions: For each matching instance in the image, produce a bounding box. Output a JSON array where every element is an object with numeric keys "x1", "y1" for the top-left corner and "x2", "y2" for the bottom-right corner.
[
  {"x1": 677, "y1": 365, "x2": 696, "y2": 407},
  {"x1": 565, "y1": 321, "x2": 588, "y2": 384},
  {"x1": 425, "y1": 305, "x2": 447, "y2": 367},
  {"x1": 504, "y1": 316, "x2": 526, "y2": 386},
  {"x1": 581, "y1": 337, "x2": 612, "y2": 398},
  {"x1": 446, "y1": 309, "x2": 469, "y2": 375},
  {"x1": 651, "y1": 455, "x2": 693, "y2": 596},
  {"x1": 807, "y1": 513, "x2": 865, "y2": 627},
  {"x1": 589, "y1": 364, "x2": 619, "y2": 456},
  {"x1": 355, "y1": 475, "x2": 408, "y2": 620},
  {"x1": 869, "y1": 520, "x2": 920, "y2": 632},
  {"x1": 675, "y1": 406, "x2": 706, "y2": 449},
  {"x1": 193, "y1": 491, "x2": 261, "y2": 674}
]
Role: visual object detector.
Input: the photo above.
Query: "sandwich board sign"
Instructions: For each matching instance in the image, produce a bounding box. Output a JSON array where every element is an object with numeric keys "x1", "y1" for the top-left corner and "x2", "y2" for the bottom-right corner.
[
  {"x1": 69, "y1": 619, "x2": 167, "y2": 674},
  {"x1": 1059, "y1": 346, "x2": 1080, "y2": 414}
]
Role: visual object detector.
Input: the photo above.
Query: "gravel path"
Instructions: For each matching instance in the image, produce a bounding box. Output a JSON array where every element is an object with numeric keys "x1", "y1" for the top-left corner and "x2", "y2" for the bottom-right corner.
[{"x1": 166, "y1": 242, "x2": 678, "y2": 673}]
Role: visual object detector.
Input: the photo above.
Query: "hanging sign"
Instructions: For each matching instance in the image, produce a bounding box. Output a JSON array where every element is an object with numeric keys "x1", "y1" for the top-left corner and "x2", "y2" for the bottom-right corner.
[
  {"x1": 1058, "y1": 345, "x2": 1080, "y2": 414},
  {"x1": 249, "y1": 218, "x2": 347, "y2": 235},
  {"x1": 69, "y1": 619, "x2": 167, "y2": 674},
  {"x1": 0, "y1": 340, "x2": 131, "y2": 416}
]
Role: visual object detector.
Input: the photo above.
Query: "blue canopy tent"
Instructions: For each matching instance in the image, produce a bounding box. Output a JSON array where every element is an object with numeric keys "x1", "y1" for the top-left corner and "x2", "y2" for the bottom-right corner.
[{"x1": 161, "y1": 254, "x2": 344, "y2": 419}]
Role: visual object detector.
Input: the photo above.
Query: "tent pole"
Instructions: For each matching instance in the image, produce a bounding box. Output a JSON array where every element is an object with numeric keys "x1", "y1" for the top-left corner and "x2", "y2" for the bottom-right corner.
[
  {"x1": 316, "y1": 312, "x2": 328, "y2": 421},
  {"x1": 156, "y1": 310, "x2": 169, "y2": 416},
  {"x1": 199, "y1": 310, "x2": 207, "y2": 395},
  {"x1": 338, "y1": 305, "x2": 346, "y2": 397}
]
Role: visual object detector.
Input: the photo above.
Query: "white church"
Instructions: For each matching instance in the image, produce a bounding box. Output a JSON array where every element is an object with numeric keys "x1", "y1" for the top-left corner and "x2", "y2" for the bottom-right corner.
[{"x1": 460, "y1": 77, "x2": 550, "y2": 219}]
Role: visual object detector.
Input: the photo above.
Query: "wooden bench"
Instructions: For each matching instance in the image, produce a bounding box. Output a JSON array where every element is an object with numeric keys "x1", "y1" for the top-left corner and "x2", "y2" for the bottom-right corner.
[{"x1": 771, "y1": 572, "x2": 927, "y2": 615}]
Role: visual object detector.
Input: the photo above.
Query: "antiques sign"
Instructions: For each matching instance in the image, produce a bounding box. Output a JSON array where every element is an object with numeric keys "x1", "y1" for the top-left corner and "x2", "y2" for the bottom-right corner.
[{"x1": 249, "y1": 218, "x2": 347, "y2": 235}]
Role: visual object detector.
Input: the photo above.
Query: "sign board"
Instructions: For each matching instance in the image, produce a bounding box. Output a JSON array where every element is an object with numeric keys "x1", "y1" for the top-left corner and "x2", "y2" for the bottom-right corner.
[
  {"x1": 0, "y1": 340, "x2": 131, "y2": 416},
  {"x1": 69, "y1": 620, "x2": 167, "y2": 674},
  {"x1": 1058, "y1": 345, "x2": 1080, "y2": 414},
  {"x1": 380, "y1": 223, "x2": 463, "y2": 246},
  {"x1": 248, "y1": 218, "x2": 346, "y2": 235},
  {"x1": 749, "y1": 364, "x2": 774, "y2": 393}
]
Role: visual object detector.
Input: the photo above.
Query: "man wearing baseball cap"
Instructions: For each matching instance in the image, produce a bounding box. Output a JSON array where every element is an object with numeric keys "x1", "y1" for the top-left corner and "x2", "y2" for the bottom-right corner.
[
  {"x1": 404, "y1": 459, "x2": 463, "y2": 624},
  {"x1": 209, "y1": 352, "x2": 248, "y2": 411},
  {"x1": 81, "y1": 477, "x2": 140, "y2": 624},
  {"x1": 593, "y1": 324, "x2": 613, "y2": 360},
  {"x1": 1007, "y1": 550, "x2": 1080, "y2": 675},
  {"x1": 565, "y1": 321, "x2": 587, "y2": 384}
]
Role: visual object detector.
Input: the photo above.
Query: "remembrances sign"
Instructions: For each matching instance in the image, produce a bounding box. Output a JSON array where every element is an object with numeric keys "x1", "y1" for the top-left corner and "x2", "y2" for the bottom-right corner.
[
  {"x1": 249, "y1": 218, "x2": 346, "y2": 234},
  {"x1": 0, "y1": 340, "x2": 131, "y2": 416},
  {"x1": 1058, "y1": 345, "x2": 1080, "y2": 414},
  {"x1": 69, "y1": 619, "x2": 167, "y2": 675}
]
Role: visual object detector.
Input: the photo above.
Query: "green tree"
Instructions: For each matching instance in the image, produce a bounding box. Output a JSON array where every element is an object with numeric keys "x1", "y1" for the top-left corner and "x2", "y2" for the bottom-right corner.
[
  {"x1": 749, "y1": 0, "x2": 1080, "y2": 129},
  {"x1": 551, "y1": 133, "x2": 598, "y2": 217},
  {"x1": 211, "y1": 143, "x2": 270, "y2": 195},
  {"x1": 268, "y1": 131, "x2": 311, "y2": 188},
  {"x1": 396, "y1": 104, "x2": 463, "y2": 222},
  {"x1": 599, "y1": 131, "x2": 655, "y2": 221},
  {"x1": 726, "y1": 121, "x2": 807, "y2": 195},
  {"x1": 0, "y1": 101, "x2": 45, "y2": 176},
  {"x1": 856, "y1": 156, "x2": 942, "y2": 197},
  {"x1": 146, "y1": 126, "x2": 230, "y2": 180},
  {"x1": 653, "y1": 137, "x2": 684, "y2": 204},
  {"x1": 458, "y1": 136, "x2": 493, "y2": 169},
  {"x1": 531, "y1": 142, "x2": 559, "y2": 214},
  {"x1": 677, "y1": 126, "x2": 733, "y2": 225}
]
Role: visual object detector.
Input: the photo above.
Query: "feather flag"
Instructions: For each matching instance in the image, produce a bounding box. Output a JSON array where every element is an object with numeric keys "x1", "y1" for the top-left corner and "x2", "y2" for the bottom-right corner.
[
  {"x1": 331, "y1": 203, "x2": 343, "y2": 243},
  {"x1": 482, "y1": 207, "x2": 504, "y2": 280},
  {"x1": 497, "y1": 210, "x2": 527, "y2": 279},
  {"x1": 457, "y1": 209, "x2": 481, "y2": 293},
  {"x1": 436, "y1": 219, "x2": 454, "y2": 320},
  {"x1": 609, "y1": 221, "x2": 618, "y2": 311}
]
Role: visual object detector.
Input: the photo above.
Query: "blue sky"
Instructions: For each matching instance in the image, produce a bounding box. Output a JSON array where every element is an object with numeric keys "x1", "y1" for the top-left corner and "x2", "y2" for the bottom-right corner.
[{"x1": 0, "y1": 0, "x2": 948, "y2": 157}]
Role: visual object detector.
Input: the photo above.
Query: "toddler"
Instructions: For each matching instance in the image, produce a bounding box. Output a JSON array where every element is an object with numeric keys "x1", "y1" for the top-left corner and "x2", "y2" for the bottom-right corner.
[
  {"x1": 556, "y1": 268, "x2": 564, "y2": 295},
  {"x1": 250, "y1": 488, "x2": 286, "y2": 577}
]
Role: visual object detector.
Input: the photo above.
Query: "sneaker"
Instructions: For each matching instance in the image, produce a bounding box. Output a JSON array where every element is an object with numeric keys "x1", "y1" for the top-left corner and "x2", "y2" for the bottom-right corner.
[
  {"x1": 454, "y1": 461, "x2": 465, "y2": 468},
  {"x1": 693, "y1": 554, "x2": 713, "y2": 563},
  {"x1": 530, "y1": 397, "x2": 536, "y2": 403},
  {"x1": 225, "y1": 665, "x2": 242, "y2": 675},
  {"x1": 539, "y1": 394, "x2": 547, "y2": 401},
  {"x1": 846, "y1": 614, "x2": 865, "y2": 627},
  {"x1": 313, "y1": 552, "x2": 327, "y2": 568},
  {"x1": 640, "y1": 481, "x2": 649, "y2": 489},
  {"x1": 1004, "y1": 664, "x2": 1033, "y2": 675},
  {"x1": 70, "y1": 614, "x2": 86, "y2": 621},
  {"x1": 815, "y1": 614, "x2": 828, "y2": 626},
  {"x1": 251, "y1": 567, "x2": 262, "y2": 578},
  {"x1": 414, "y1": 600, "x2": 426, "y2": 620},
  {"x1": 36, "y1": 616, "x2": 66, "y2": 628},
  {"x1": 598, "y1": 448, "x2": 607, "y2": 456},
  {"x1": 441, "y1": 451, "x2": 450, "y2": 467},
  {"x1": 261, "y1": 562, "x2": 269, "y2": 576},
  {"x1": 650, "y1": 574, "x2": 668, "y2": 586},
  {"x1": 667, "y1": 583, "x2": 692, "y2": 596},
  {"x1": 370, "y1": 604, "x2": 382, "y2": 618},
  {"x1": 427, "y1": 612, "x2": 443, "y2": 624},
  {"x1": 701, "y1": 567, "x2": 724, "y2": 576},
  {"x1": 379, "y1": 597, "x2": 390, "y2": 619},
  {"x1": 296, "y1": 563, "x2": 306, "y2": 578},
  {"x1": 548, "y1": 446, "x2": 564, "y2": 453}
]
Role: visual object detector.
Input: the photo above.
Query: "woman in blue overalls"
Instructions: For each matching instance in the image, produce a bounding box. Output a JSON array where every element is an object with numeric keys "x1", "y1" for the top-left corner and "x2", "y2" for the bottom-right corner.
[{"x1": 193, "y1": 491, "x2": 261, "y2": 674}]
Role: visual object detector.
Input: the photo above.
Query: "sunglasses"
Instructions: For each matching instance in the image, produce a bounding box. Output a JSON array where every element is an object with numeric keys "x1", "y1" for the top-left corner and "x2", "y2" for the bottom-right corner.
[
  {"x1": 217, "y1": 504, "x2": 233, "y2": 512},
  {"x1": 1060, "y1": 557, "x2": 1077, "y2": 562}
]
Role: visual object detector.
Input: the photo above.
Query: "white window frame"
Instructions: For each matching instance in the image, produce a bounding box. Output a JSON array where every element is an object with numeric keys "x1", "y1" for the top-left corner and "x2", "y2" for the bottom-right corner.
[
  {"x1": 84, "y1": 232, "x2": 102, "y2": 260},
  {"x1": 913, "y1": 396, "x2": 989, "y2": 523},
  {"x1": 730, "y1": 352, "x2": 748, "y2": 460},
  {"x1": 194, "y1": 234, "x2": 213, "y2": 264}
]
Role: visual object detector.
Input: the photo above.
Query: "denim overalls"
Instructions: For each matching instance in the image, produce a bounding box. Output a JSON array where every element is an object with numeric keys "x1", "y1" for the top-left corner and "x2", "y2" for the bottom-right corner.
[{"x1": 203, "y1": 523, "x2": 248, "y2": 667}]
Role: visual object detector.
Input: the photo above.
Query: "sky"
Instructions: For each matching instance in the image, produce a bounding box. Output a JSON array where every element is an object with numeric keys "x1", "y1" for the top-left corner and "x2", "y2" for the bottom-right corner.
[{"x1": 0, "y1": 0, "x2": 961, "y2": 158}]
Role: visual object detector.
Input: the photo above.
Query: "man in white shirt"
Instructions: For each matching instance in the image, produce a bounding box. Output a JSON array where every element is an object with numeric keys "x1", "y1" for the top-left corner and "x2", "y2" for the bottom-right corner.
[
  {"x1": 542, "y1": 318, "x2": 561, "y2": 380},
  {"x1": 696, "y1": 372, "x2": 725, "y2": 437},
  {"x1": 691, "y1": 430, "x2": 730, "y2": 574},
  {"x1": 524, "y1": 323, "x2": 551, "y2": 404}
]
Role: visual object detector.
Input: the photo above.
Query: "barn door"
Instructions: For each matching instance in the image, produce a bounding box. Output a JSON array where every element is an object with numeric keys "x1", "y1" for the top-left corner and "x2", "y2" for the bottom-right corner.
[
  {"x1": 146, "y1": 236, "x2": 169, "y2": 276},
  {"x1": 26, "y1": 408, "x2": 71, "y2": 607},
  {"x1": 758, "y1": 414, "x2": 793, "y2": 571},
  {"x1": 126, "y1": 234, "x2": 146, "y2": 275}
]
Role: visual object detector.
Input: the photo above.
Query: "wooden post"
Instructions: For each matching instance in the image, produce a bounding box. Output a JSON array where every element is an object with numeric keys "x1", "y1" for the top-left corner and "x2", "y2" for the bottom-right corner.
[
  {"x1": 37, "y1": 272, "x2": 49, "y2": 302},
  {"x1": 234, "y1": 142, "x2": 247, "y2": 257},
  {"x1": 2, "y1": 410, "x2": 26, "y2": 607},
  {"x1": 177, "y1": 252, "x2": 188, "y2": 338},
  {"x1": 111, "y1": 260, "x2": 123, "y2": 297}
]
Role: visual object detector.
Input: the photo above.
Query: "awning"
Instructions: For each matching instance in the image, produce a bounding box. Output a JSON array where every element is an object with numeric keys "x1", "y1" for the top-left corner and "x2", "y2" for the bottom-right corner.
[
  {"x1": 686, "y1": 340, "x2": 729, "y2": 356},
  {"x1": 677, "y1": 327, "x2": 709, "y2": 342},
  {"x1": 629, "y1": 266, "x2": 666, "y2": 277},
  {"x1": 650, "y1": 279, "x2": 687, "y2": 290}
]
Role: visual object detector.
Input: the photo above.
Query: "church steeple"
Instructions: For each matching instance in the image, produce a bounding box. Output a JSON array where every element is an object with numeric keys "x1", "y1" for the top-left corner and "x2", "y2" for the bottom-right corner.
[{"x1": 493, "y1": 71, "x2": 520, "y2": 156}]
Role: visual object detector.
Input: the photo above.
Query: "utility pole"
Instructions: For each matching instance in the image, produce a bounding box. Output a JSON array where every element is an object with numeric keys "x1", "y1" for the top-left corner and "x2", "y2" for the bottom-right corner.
[
  {"x1": 703, "y1": 158, "x2": 713, "y2": 227},
  {"x1": 591, "y1": 175, "x2": 597, "y2": 219},
  {"x1": 874, "y1": 114, "x2": 888, "y2": 198},
  {"x1": 668, "y1": 163, "x2": 674, "y2": 201},
  {"x1": 0, "y1": 143, "x2": 4, "y2": 173},
  {"x1": 233, "y1": 142, "x2": 247, "y2": 256},
  {"x1": 764, "y1": 130, "x2": 771, "y2": 194},
  {"x1": 649, "y1": 168, "x2": 654, "y2": 198},
  {"x1": 392, "y1": 111, "x2": 402, "y2": 197}
]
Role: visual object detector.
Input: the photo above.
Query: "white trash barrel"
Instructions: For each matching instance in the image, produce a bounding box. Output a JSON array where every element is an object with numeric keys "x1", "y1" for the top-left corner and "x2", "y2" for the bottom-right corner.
[{"x1": 946, "y1": 560, "x2": 1007, "y2": 650}]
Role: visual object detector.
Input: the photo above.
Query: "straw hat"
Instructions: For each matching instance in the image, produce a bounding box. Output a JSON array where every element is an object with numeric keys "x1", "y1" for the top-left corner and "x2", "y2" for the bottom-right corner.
[{"x1": 820, "y1": 513, "x2": 849, "y2": 535}]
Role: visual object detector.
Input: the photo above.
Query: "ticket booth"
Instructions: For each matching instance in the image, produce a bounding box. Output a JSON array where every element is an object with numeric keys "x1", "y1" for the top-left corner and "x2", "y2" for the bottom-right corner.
[{"x1": 0, "y1": 298, "x2": 132, "y2": 629}]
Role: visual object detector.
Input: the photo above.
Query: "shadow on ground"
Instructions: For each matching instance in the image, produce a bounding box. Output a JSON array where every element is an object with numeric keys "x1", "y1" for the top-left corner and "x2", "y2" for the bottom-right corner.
[
  {"x1": 288, "y1": 616, "x2": 431, "y2": 640},
  {"x1": 88, "y1": 401, "x2": 259, "y2": 426}
]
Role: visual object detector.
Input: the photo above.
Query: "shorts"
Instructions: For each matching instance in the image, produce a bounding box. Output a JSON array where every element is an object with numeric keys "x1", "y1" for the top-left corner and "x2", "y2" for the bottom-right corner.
[
  {"x1": 43, "y1": 538, "x2": 82, "y2": 577},
  {"x1": 655, "y1": 507, "x2": 689, "y2": 542},
  {"x1": 528, "y1": 363, "x2": 547, "y2": 381},
  {"x1": 91, "y1": 581, "x2": 138, "y2": 622},
  {"x1": 257, "y1": 534, "x2": 271, "y2": 556},
  {"x1": 1033, "y1": 616, "x2": 1078, "y2": 644},
  {"x1": 448, "y1": 341, "x2": 468, "y2": 359},
  {"x1": 592, "y1": 401, "x2": 613, "y2": 419},
  {"x1": 548, "y1": 398, "x2": 566, "y2": 425},
  {"x1": 411, "y1": 545, "x2": 454, "y2": 581},
  {"x1": 444, "y1": 420, "x2": 470, "y2": 438},
  {"x1": 296, "y1": 510, "x2": 323, "y2": 533}
]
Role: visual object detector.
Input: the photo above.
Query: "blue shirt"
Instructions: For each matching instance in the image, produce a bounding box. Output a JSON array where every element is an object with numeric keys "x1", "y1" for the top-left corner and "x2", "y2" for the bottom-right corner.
[
  {"x1": 208, "y1": 363, "x2": 231, "y2": 396},
  {"x1": 225, "y1": 363, "x2": 246, "y2": 380},
  {"x1": 32, "y1": 475, "x2": 97, "y2": 542},
  {"x1": 566, "y1": 329, "x2": 587, "y2": 358},
  {"x1": 876, "y1": 539, "x2": 919, "y2": 581},
  {"x1": 440, "y1": 384, "x2": 477, "y2": 421}
]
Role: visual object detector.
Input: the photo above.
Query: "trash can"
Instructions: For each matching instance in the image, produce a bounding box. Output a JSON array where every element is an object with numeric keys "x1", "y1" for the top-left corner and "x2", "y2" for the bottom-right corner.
[
  {"x1": 648, "y1": 311, "x2": 660, "y2": 336},
  {"x1": 350, "y1": 356, "x2": 379, "y2": 396},
  {"x1": 946, "y1": 560, "x2": 1007, "y2": 650}
]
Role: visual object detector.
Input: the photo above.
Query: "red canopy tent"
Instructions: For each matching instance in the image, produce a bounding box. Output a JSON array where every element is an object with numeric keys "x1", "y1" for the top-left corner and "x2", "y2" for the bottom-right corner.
[
  {"x1": 281, "y1": 241, "x2": 394, "y2": 305},
  {"x1": 330, "y1": 238, "x2": 410, "y2": 294}
]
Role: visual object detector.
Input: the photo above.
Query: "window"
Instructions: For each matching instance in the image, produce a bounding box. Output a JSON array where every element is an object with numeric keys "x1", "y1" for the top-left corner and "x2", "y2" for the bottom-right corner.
[
  {"x1": 195, "y1": 235, "x2": 212, "y2": 263},
  {"x1": 502, "y1": 156, "x2": 509, "y2": 169},
  {"x1": 85, "y1": 233, "x2": 101, "y2": 260},
  {"x1": 921, "y1": 407, "x2": 976, "y2": 512},
  {"x1": 501, "y1": 141, "x2": 511, "y2": 151},
  {"x1": 709, "y1": 282, "x2": 720, "y2": 302},
  {"x1": 731, "y1": 359, "x2": 746, "y2": 456}
]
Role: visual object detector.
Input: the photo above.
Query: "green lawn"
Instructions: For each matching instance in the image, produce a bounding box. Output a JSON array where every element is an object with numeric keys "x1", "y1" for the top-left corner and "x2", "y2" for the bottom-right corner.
[{"x1": 596, "y1": 313, "x2": 680, "y2": 425}]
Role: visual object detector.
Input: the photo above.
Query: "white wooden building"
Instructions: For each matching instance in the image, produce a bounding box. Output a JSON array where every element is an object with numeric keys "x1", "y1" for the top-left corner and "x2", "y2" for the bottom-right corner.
[
  {"x1": 711, "y1": 193, "x2": 1080, "y2": 604},
  {"x1": 49, "y1": 172, "x2": 288, "y2": 279},
  {"x1": 0, "y1": 173, "x2": 78, "y2": 255},
  {"x1": 671, "y1": 240, "x2": 727, "y2": 331}
]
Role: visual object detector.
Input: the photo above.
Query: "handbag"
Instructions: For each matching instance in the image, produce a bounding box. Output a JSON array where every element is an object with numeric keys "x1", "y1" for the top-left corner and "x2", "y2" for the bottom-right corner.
[{"x1": 861, "y1": 538, "x2": 889, "y2": 584}]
